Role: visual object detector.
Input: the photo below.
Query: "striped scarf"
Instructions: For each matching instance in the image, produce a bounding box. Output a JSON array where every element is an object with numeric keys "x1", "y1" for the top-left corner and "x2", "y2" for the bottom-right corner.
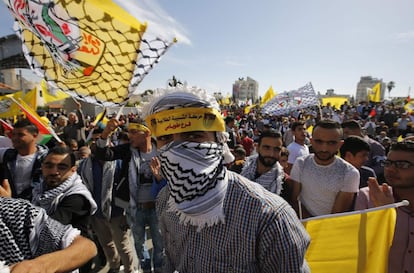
[{"x1": 159, "y1": 141, "x2": 228, "y2": 231}]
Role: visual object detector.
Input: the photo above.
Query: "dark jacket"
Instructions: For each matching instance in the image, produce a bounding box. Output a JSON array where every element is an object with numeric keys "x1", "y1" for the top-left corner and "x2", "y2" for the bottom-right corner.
[
  {"x1": 0, "y1": 145, "x2": 48, "y2": 200},
  {"x1": 94, "y1": 143, "x2": 132, "y2": 203}
]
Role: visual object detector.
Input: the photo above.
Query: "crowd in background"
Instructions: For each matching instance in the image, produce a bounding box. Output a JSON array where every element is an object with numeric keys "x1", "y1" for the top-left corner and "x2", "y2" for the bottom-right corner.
[{"x1": 0, "y1": 96, "x2": 412, "y2": 273}]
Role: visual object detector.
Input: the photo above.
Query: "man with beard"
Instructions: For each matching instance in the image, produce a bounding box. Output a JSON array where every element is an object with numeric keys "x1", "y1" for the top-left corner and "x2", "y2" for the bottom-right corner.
[
  {"x1": 139, "y1": 87, "x2": 310, "y2": 273},
  {"x1": 32, "y1": 146, "x2": 97, "y2": 236},
  {"x1": 240, "y1": 130, "x2": 285, "y2": 195},
  {"x1": 354, "y1": 140, "x2": 414, "y2": 273},
  {"x1": 290, "y1": 119, "x2": 359, "y2": 218}
]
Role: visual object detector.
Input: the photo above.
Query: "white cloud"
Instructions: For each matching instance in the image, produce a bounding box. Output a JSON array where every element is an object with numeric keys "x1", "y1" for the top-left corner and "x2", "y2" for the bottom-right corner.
[{"x1": 113, "y1": 0, "x2": 191, "y2": 45}]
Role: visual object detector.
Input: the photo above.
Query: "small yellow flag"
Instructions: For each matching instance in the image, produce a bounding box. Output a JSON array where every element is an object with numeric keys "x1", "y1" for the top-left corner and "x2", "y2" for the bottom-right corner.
[
  {"x1": 368, "y1": 83, "x2": 381, "y2": 102},
  {"x1": 260, "y1": 86, "x2": 276, "y2": 106}
]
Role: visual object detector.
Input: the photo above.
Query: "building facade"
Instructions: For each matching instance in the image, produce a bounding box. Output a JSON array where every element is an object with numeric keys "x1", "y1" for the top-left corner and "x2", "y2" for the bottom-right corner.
[
  {"x1": 355, "y1": 76, "x2": 385, "y2": 103},
  {"x1": 232, "y1": 76, "x2": 259, "y2": 103}
]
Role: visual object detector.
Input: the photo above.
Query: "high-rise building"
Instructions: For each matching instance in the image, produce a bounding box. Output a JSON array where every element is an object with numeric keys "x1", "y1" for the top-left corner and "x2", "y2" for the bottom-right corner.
[
  {"x1": 232, "y1": 76, "x2": 259, "y2": 103},
  {"x1": 355, "y1": 76, "x2": 385, "y2": 103}
]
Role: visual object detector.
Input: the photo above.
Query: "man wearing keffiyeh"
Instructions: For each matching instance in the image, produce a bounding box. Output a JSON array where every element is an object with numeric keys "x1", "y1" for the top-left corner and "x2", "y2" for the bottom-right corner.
[
  {"x1": 32, "y1": 146, "x2": 97, "y2": 236},
  {"x1": 240, "y1": 130, "x2": 285, "y2": 195},
  {"x1": 0, "y1": 197, "x2": 97, "y2": 273},
  {"x1": 138, "y1": 86, "x2": 310, "y2": 273}
]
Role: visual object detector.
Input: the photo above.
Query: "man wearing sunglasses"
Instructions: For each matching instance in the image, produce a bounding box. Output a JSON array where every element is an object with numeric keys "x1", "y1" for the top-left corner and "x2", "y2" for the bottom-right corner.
[{"x1": 355, "y1": 140, "x2": 414, "y2": 273}]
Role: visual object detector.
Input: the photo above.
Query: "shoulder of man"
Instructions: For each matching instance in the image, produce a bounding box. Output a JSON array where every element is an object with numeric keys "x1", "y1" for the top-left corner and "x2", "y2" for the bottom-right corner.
[
  {"x1": 2, "y1": 148, "x2": 18, "y2": 162},
  {"x1": 36, "y1": 145, "x2": 49, "y2": 158}
]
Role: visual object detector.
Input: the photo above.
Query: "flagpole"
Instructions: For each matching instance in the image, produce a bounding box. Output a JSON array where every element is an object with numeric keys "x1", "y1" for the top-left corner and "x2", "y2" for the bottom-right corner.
[
  {"x1": 301, "y1": 200, "x2": 409, "y2": 223},
  {"x1": 85, "y1": 107, "x2": 107, "y2": 144},
  {"x1": 115, "y1": 105, "x2": 125, "y2": 120}
]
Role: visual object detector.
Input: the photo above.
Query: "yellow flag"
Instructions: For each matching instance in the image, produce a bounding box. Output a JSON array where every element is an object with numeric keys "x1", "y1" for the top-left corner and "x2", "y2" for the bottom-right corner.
[
  {"x1": 22, "y1": 87, "x2": 37, "y2": 109},
  {"x1": 93, "y1": 108, "x2": 109, "y2": 126},
  {"x1": 40, "y1": 79, "x2": 70, "y2": 104},
  {"x1": 261, "y1": 86, "x2": 276, "y2": 106},
  {"x1": 0, "y1": 89, "x2": 36, "y2": 118},
  {"x1": 306, "y1": 125, "x2": 313, "y2": 136},
  {"x1": 0, "y1": 94, "x2": 20, "y2": 118},
  {"x1": 244, "y1": 104, "x2": 256, "y2": 114},
  {"x1": 321, "y1": 97, "x2": 348, "y2": 110},
  {"x1": 303, "y1": 206, "x2": 396, "y2": 273},
  {"x1": 404, "y1": 100, "x2": 414, "y2": 113},
  {"x1": 6, "y1": 0, "x2": 175, "y2": 106},
  {"x1": 368, "y1": 83, "x2": 381, "y2": 102},
  {"x1": 224, "y1": 95, "x2": 231, "y2": 106}
]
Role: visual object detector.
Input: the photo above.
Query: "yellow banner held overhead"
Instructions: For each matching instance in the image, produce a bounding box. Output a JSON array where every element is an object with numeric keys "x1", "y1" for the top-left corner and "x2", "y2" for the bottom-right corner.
[
  {"x1": 321, "y1": 97, "x2": 348, "y2": 110},
  {"x1": 303, "y1": 204, "x2": 398, "y2": 273}
]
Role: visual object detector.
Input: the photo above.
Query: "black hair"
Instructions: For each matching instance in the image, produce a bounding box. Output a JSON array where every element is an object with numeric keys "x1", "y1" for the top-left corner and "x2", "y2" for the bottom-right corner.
[
  {"x1": 312, "y1": 119, "x2": 342, "y2": 138},
  {"x1": 340, "y1": 136, "x2": 370, "y2": 158},
  {"x1": 225, "y1": 116, "x2": 235, "y2": 125},
  {"x1": 341, "y1": 120, "x2": 361, "y2": 130},
  {"x1": 291, "y1": 121, "x2": 305, "y2": 131},
  {"x1": 234, "y1": 147, "x2": 246, "y2": 157},
  {"x1": 390, "y1": 140, "x2": 414, "y2": 153},
  {"x1": 46, "y1": 146, "x2": 77, "y2": 167},
  {"x1": 13, "y1": 118, "x2": 39, "y2": 135},
  {"x1": 258, "y1": 129, "x2": 282, "y2": 145}
]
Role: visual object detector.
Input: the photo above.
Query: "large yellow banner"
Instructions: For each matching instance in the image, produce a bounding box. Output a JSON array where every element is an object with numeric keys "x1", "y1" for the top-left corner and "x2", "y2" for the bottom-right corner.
[{"x1": 303, "y1": 205, "x2": 397, "y2": 273}]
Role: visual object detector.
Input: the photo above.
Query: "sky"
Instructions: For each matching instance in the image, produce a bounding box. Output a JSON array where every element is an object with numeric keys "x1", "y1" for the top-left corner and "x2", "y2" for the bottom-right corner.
[{"x1": 0, "y1": 0, "x2": 413, "y2": 99}]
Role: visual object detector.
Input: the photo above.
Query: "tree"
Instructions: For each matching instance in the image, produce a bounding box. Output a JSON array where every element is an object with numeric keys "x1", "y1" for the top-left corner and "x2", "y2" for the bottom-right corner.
[
  {"x1": 387, "y1": 81, "x2": 395, "y2": 97},
  {"x1": 167, "y1": 76, "x2": 183, "y2": 87}
]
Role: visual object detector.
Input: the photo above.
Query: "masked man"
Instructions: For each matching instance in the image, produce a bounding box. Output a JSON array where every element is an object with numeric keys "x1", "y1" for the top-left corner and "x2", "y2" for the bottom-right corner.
[{"x1": 140, "y1": 87, "x2": 310, "y2": 273}]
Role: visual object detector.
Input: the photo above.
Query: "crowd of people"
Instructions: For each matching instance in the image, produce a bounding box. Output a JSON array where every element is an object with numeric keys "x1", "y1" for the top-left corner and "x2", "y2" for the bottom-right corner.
[{"x1": 0, "y1": 90, "x2": 412, "y2": 273}]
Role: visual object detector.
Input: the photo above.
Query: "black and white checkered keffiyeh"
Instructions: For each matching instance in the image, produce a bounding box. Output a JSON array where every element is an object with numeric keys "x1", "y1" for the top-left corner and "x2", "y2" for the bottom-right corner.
[
  {"x1": 159, "y1": 141, "x2": 228, "y2": 230},
  {"x1": 0, "y1": 197, "x2": 79, "y2": 265},
  {"x1": 32, "y1": 173, "x2": 97, "y2": 216},
  {"x1": 240, "y1": 154, "x2": 285, "y2": 194}
]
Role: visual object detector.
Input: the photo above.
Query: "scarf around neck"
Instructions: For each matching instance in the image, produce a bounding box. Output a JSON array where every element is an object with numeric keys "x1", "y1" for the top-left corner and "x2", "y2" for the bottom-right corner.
[
  {"x1": 240, "y1": 154, "x2": 284, "y2": 194},
  {"x1": 32, "y1": 173, "x2": 97, "y2": 215},
  {"x1": 159, "y1": 141, "x2": 228, "y2": 231}
]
